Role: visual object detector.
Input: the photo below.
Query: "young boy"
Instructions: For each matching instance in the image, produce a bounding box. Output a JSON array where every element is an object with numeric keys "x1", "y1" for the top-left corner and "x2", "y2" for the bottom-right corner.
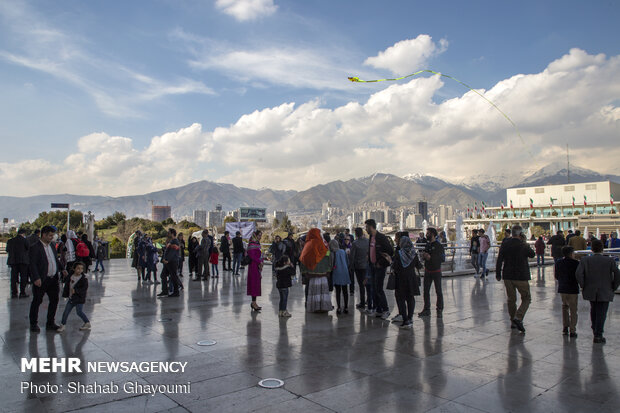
[
  {"x1": 554, "y1": 246, "x2": 580, "y2": 337},
  {"x1": 58, "y1": 261, "x2": 90, "y2": 332},
  {"x1": 275, "y1": 255, "x2": 296, "y2": 317}
]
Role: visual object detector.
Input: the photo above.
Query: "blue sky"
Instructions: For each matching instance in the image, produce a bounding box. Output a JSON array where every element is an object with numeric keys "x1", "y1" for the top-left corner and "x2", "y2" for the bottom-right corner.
[{"x1": 0, "y1": 0, "x2": 619, "y2": 196}]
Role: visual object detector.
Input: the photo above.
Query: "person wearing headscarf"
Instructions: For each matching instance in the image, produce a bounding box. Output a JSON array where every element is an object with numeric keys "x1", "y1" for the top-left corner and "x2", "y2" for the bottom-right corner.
[
  {"x1": 65, "y1": 230, "x2": 78, "y2": 272},
  {"x1": 247, "y1": 231, "x2": 264, "y2": 311},
  {"x1": 393, "y1": 236, "x2": 421, "y2": 328},
  {"x1": 330, "y1": 239, "x2": 351, "y2": 314},
  {"x1": 299, "y1": 228, "x2": 333, "y2": 312}
]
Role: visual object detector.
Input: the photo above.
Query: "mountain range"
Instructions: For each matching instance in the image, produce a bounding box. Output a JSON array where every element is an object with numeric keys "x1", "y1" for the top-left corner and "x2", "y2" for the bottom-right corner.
[{"x1": 2, "y1": 162, "x2": 619, "y2": 223}]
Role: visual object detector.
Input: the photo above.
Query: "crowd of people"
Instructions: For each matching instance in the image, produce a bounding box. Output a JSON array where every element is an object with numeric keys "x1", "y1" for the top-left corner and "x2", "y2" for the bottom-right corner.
[{"x1": 5, "y1": 221, "x2": 620, "y2": 343}]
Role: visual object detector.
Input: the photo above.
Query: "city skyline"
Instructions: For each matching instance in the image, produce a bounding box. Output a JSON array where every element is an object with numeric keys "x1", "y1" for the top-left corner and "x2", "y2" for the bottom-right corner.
[{"x1": 0, "y1": 1, "x2": 619, "y2": 197}]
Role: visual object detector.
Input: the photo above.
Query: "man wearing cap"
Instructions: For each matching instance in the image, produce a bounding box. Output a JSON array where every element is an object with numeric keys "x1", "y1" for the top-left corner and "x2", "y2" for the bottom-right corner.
[
  {"x1": 28, "y1": 225, "x2": 67, "y2": 332},
  {"x1": 7, "y1": 228, "x2": 30, "y2": 298}
]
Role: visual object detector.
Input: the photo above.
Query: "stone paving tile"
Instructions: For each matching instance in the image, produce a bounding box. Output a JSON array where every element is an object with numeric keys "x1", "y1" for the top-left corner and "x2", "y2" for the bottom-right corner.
[{"x1": 1, "y1": 259, "x2": 620, "y2": 412}]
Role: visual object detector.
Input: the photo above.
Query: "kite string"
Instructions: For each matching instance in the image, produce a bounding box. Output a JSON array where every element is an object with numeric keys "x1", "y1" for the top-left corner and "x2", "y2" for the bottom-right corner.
[{"x1": 348, "y1": 70, "x2": 533, "y2": 159}]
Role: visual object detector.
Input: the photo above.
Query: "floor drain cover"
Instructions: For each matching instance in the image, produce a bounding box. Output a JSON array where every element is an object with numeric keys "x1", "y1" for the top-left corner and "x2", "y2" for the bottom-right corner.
[
  {"x1": 197, "y1": 340, "x2": 217, "y2": 346},
  {"x1": 258, "y1": 378, "x2": 284, "y2": 389},
  {"x1": 159, "y1": 318, "x2": 173, "y2": 322}
]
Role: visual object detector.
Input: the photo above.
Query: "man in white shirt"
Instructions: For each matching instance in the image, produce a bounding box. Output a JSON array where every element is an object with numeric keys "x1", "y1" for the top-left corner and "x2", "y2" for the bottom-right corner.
[{"x1": 29, "y1": 225, "x2": 67, "y2": 332}]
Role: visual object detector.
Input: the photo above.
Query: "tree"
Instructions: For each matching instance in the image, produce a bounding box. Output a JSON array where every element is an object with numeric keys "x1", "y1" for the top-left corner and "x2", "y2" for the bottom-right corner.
[
  {"x1": 161, "y1": 217, "x2": 176, "y2": 226},
  {"x1": 178, "y1": 220, "x2": 198, "y2": 229},
  {"x1": 278, "y1": 215, "x2": 295, "y2": 234},
  {"x1": 272, "y1": 218, "x2": 280, "y2": 229}
]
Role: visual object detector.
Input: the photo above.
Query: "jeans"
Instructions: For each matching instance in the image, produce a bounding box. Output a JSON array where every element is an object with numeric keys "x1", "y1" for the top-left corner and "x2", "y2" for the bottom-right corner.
[
  {"x1": 365, "y1": 267, "x2": 375, "y2": 310},
  {"x1": 369, "y1": 265, "x2": 388, "y2": 313},
  {"x1": 334, "y1": 285, "x2": 349, "y2": 309},
  {"x1": 233, "y1": 252, "x2": 243, "y2": 274},
  {"x1": 211, "y1": 263, "x2": 219, "y2": 276},
  {"x1": 61, "y1": 301, "x2": 89, "y2": 324},
  {"x1": 590, "y1": 301, "x2": 610, "y2": 337},
  {"x1": 504, "y1": 280, "x2": 531, "y2": 321},
  {"x1": 471, "y1": 253, "x2": 480, "y2": 273},
  {"x1": 94, "y1": 259, "x2": 105, "y2": 271},
  {"x1": 278, "y1": 288, "x2": 289, "y2": 311},
  {"x1": 478, "y1": 252, "x2": 489, "y2": 275},
  {"x1": 197, "y1": 255, "x2": 210, "y2": 278},
  {"x1": 354, "y1": 268, "x2": 367, "y2": 306},
  {"x1": 423, "y1": 270, "x2": 443, "y2": 311},
  {"x1": 536, "y1": 255, "x2": 545, "y2": 266},
  {"x1": 223, "y1": 252, "x2": 232, "y2": 270},
  {"x1": 161, "y1": 260, "x2": 181, "y2": 294},
  {"x1": 29, "y1": 276, "x2": 60, "y2": 326}
]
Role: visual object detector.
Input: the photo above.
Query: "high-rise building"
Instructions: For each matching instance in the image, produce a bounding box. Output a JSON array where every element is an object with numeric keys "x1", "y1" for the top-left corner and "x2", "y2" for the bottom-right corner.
[
  {"x1": 193, "y1": 210, "x2": 207, "y2": 228},
  {"x1": 418, "y1": 201, "x2": 428, "y2": 221},
  {"x1": 274, "y1": 211, "x2": 287, "y2": 223},
  {"x1": 208, "y1": 210, "x2": 224, "y2": 227},
  {"x1": 152, "y1": 206, "x2": 171, "y2": 222},
  {"x1": 405, "y1": 213, "x2": 423, "y2": 228},
  {"x1": 438, "y1": 204, "x2": 454, "y2": 226}
]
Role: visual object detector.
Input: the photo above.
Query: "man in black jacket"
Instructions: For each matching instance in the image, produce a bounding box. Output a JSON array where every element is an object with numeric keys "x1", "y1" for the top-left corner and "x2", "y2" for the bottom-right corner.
[
  {"x1": 418, "y1": 227, "x2": 445, "y2": 318},
  {"x1": 365, "y1": 219, "x2": 394, "y2": 320},
  {"x1": 220, "y1": 231, "x2": 232, "y2": 271},
  {"x1": 547, "y1": 230, "x2": 566, "y2": 265},
  {"x1": 232, "y1": 231, "x2": 245, "y2": 275},
  {"x1": 554, "y1": 246, "x2": 579, "y2": 337},
  {"x1": 7, "y1": 228, "x2": 30, "y2": 298},
  {"x1": 29, "y1": 225, "x2": 67, "y2": 332},
  {"x1": 496, "y1": 225, "x2": 535, "y2": 332}
]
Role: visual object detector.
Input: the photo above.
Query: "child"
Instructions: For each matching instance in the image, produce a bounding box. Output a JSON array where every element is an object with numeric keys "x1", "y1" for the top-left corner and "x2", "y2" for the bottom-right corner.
[
  {"x1": 57, "y1": 262, "x2": 90, "y2": 332},
  {"x1": 210, "y1": 247, "x2": 220, "y2": 278},
  {"x1": 276, "y1": 255, "x2": 295, "y2": 317},
  {"x1": 94, "y1": 241, "x2": 106, "y2": 272},
  {"x1": 554, "y1": 246, "x2": 580, "y2": 337}
]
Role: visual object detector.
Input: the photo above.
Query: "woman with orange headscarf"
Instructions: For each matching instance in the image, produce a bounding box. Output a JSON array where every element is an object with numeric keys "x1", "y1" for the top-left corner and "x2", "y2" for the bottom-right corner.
[{"x1": 299, "y1": 228, "x2": 333, "y2": 312}]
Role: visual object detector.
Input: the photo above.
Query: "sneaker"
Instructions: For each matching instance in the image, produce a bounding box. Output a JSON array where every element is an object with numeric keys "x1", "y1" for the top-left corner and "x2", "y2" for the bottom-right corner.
[
  {"x1": 418, "y1": 310, "x2": 431, "y2": 317},
  {"x1": 30, "y1": 325, "x2": 40, "y2": 333},
  {"x1": 337, "y1": 308, "x2": 342, "y2": 314},
  {"x1": 57, "y1": 325, "x2": 65, "y2": 332},
  {"x1": 157, "y1": 292, "x2": 168, "y2": 297},
  {"x1": 380, "y1": 311, "x2": 391, "y2": 320},
  {"x1": 154, "y1": 281, "x2": 161, "y2": 284},
  {"x1": 562, "y1": 327, "x2": 569, "y2": 335},
  {"x1": 512, "y1": 319, "x2": 525, "y2": 333},
  {"x1": 282, "y1": 311, "x2": 292, "y2": 317},
  {"x1": 168, "y1": 293, "x2": 180, "y2": 297},
  {"x1": 366, "y1": 308, "x2": 376, "y2": 315},
  {"x1": 593, "y1": 336, "x2": 606, "y2": 344},
  {"x1": 391, "y1": 314, "x2": 403, "y2": 323},
  {"x1": 400, "y1": 320, "x2": 413, "y2": 329},
  {"x1": 569, "y1": 332, "x2": 578, "y2": 338},
  {"x1": 343, "y1": 308, "x2": 348, "y2": 314},
  {"x1": 356, "y1": 303, "x2": 365, "y2": 309},
  {"x1": 79, "y1": 322, "x2": 91, "y2": 330},
  {"x1": 510, "y1": 320, "x2": 517, "y2": 329}
]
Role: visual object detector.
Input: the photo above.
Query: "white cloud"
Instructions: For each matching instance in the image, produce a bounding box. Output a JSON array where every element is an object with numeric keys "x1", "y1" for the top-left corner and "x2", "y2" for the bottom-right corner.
[
  {"x1": 364, "y1": 35, "x2": 448, "y2": 75},
  {"x1": 215, "y1": 0, "x2": 277, "y2": 21},
  {"x1": 1, "y1": 48, "x2": 619, "y2": 196}
]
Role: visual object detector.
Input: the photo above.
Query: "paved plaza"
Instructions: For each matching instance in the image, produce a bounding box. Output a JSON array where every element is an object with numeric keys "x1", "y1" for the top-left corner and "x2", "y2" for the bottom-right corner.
[{"x1": 1, "y1": 259, "x2": 620, "y2": 413}]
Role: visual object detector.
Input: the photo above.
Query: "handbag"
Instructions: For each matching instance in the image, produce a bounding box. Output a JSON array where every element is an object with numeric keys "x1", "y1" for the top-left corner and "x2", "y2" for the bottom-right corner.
[
  {"x1": 386, "y1": 272, "x2": 396, "y2": 290},
  {"x1": 241, "y1": 254, "x2": 252, "y2": 266}
]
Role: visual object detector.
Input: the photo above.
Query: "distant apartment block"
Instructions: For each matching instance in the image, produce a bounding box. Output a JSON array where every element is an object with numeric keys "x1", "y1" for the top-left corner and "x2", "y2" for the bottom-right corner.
[
  {"x1": 193, "y1": 210, "x2": 207, "y2": 228},
  {"x1": 152, "y1": 205, "x2": 171, "y2": 222}
]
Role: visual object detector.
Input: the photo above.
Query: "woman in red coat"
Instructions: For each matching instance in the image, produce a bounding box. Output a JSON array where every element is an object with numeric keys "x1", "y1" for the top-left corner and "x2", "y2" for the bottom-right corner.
[{"x1": 247, "y1": 231, "x2": 264, "y2": 311}]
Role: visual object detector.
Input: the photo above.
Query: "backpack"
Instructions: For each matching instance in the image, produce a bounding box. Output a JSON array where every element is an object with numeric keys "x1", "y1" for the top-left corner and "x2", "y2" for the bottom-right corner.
[{"x1": 76, "y1": 241, "x2": 90, "y2": 257}]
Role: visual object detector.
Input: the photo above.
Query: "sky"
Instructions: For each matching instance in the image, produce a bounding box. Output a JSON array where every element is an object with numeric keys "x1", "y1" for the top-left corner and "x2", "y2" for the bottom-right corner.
[{"x1": 0, "y1": 0, "x2": 619, "y2": 197}]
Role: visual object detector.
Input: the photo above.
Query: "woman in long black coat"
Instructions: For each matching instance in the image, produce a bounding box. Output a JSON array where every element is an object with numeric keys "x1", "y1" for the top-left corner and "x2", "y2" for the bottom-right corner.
[{"x1": 393, "y1": 236, "x2": 421, "y2": 329}]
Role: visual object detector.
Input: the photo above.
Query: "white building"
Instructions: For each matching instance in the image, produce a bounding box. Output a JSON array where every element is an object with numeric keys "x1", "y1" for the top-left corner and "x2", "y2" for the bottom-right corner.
[
  {"x1": 193, "y1": 210, "x2": 207, "y2": 228},
  {"x1": 507, "y1": 181, "x2": 620, "y2": 209},
  {"x1": 273, "y1": 210, "x2": 287, "y2": 223}
]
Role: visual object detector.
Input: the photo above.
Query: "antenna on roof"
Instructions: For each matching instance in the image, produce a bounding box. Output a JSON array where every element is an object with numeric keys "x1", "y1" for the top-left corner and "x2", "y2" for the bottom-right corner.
[{"x1": 566, "y1": 144, "x2": 570, "y2": 184}]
